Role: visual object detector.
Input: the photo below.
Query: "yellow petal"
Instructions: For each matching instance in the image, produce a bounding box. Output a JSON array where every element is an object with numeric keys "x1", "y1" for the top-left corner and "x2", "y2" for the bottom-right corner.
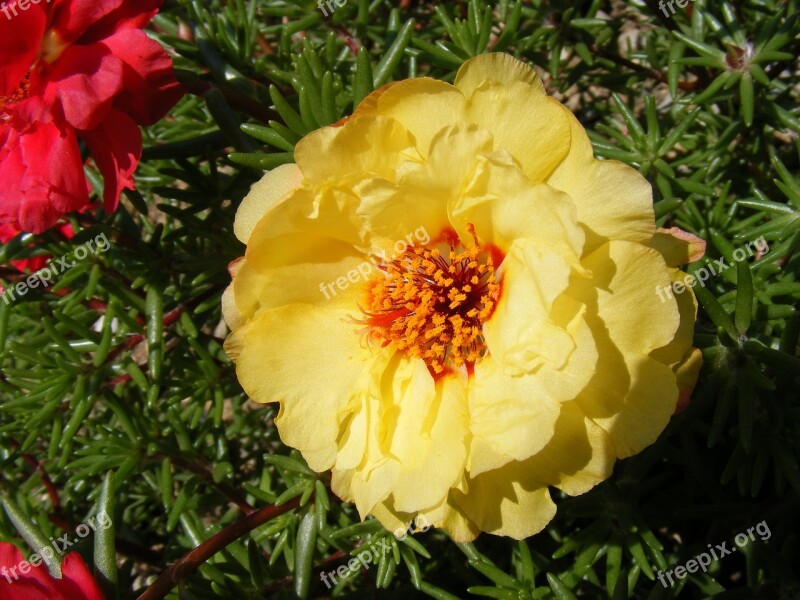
[
  {"x1": 398, "y1": 123, "x2": 495, "y2": 199},
  {"x1": 334, "y1": 359, "x2": 469, "y2": 515},
  {"x1": 569, "y1": 241, "x2": 682, "y2": 457},
  {"x1": 525, "y1": 401, "x2": 615, "y2": 496},
  {"x1": 648, "y1": 227, "x2": 707, "y2": 267},
  {"x1": 389, "y1": 374, "x2": 469, "y2": 513},
  {"x1": 537, "y1": 296, "x2": 599, "y2": 402},
  {"x1": 351, "y1": 78, "x2": 466, "y2": 157},
  {"x1": 234, "y1": 163, "x2": 303, "y2": 244},
  {"x1": 352, "y1": 80, "x2": 402, "y2": 117},
  {"x1": 332, "y1": 460, "x2": 400, "y2": 518},
  {"x1": 453, "y1": 462, "x2": 557, "y2": 540},
  {"x1": 294, "y1": 114, "x2": 419, "y2": 185},
  {"x1": 674, "y1": 347, "x2": 703, "y2": 414},
  {"x1": 462, "y1": 82, "x2": 571, "y2": 182},
  {"x1": 233, "y1": 183, "x2": 396, "y2": 317},
  {"x1": 454, "y1": 53, "x2": 545, "y2": 97},
  {"x1": 650, "y1": 267, "x2": 699, "y2": 367},
  {"x1": 547, "y1": 107, "x2": 655, "y2": 251},
  {"x1": 234, "y1": 232, "x2": 366, "y2": 317},
  {"x1": 369, "y1": 502, "x2": 413, "y2": 538},
  {"x1": 347, "y1": 177, "x2": 450, "y2": 249},
  {"x1": 224, "y1": 304, "x2": 373, "y2": 471},
  {"x1": 417, "y1": 494, "x2": 481, "y2": 543},
  {"x1": 449, "y1": 153, "x2": 585, "y2": 264},
  {"x1": 467, "y1": 356, "x2": 561, "y2": 477},
  {"x1": 575, "y1": 241, "x2": 680, "y2": 357},
  {"x1": 482, "y1": 239, "x2": 575, "y2": 375},
  {"x1": 221, "y1": 258, "x2": 245, "y2": 330}
]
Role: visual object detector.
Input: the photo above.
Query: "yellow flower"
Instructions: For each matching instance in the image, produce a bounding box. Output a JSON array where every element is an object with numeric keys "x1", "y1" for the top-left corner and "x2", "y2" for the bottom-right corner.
[{"x1": 223, "y1": 53, "x2": 704, "y2": 542}]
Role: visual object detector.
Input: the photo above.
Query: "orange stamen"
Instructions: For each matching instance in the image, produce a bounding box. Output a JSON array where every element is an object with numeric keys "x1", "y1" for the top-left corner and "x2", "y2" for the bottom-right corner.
[{"x1": 358, "y1": 226, "x2": 503, "y2": 377}]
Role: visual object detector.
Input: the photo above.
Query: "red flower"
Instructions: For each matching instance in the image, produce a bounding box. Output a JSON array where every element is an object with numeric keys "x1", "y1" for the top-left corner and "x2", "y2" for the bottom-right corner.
[
  {"x1": 0, "y1": 0, "x2": 183, "y2": 233},
  {"x1": 0, "y1": 542, "x2": 104, "y2": 600}
]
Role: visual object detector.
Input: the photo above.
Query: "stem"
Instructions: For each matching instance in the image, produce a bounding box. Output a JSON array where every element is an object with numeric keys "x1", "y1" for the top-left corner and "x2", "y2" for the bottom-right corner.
[
  {"x1": 137, "y1": 498, "x2": 301, "y2": 600},
  {"x1": 8, "y1": 440, "x2": 69, "y2": 531}
]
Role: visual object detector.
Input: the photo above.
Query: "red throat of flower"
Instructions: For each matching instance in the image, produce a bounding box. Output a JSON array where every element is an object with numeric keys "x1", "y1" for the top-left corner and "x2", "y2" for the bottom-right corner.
[{"x1": 360, "y1": 224, "x2": 504, "y2": 379}]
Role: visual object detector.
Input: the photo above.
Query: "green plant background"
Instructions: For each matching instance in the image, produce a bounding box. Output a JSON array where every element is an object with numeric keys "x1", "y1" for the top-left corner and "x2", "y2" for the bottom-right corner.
[{"x1": 1, "y1": 0, "x2": 798, "y2": 598}]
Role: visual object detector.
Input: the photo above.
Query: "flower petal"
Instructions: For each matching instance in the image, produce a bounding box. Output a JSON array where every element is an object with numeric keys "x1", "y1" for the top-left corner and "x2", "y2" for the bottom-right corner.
[
  {"x1": 453, "y1": 463, "x2": 557, "y2": 540},
  {"x1": 94, "y1": 28, "x2": 182, "y2": 125},
  {"x1": 295, "y1": 114, "x2": 418, "y2": 186},
  {"x1": 386, "y1": 372, "x2": 469, "y2": 513},
  {"x1": 334, "y1": 359, "x2": 469, "y2": 516},
  {"x1": 18, "y1": 43, "x2": 124, "y2": 131},
  {"x1": 352, "y1": 78, "x2": 466, "y2": 157},
  {"x1": 462, "y1": 82, "x2": 570, "y2": 183},
  {"x1": 650, "y1": 267, "x2": 699, "y2": 367},
  {"x1": 416, "y1": 495, "x2": 481, "y2": 543},
  {"x1": 0, "y1": 543, "x2": 104, "y2": 600},
  {"x1": 233, "y1": 163, "x2": 303, "y2": 244},
  {"x1": 525, "y1": 401, "x2": 615, "y2": 495},
  {"x1": 58, "y1": 552, "x2": 105, "y2": 600},
  {"x1": 448, "y1": 152, "x2": 585, "y2": 263},
  {"x1": 482, "y1": 239, "x2": 575, "y2": 375},
  {"x1": 0, "y1": 122, "x2": 88, "y2": 233},
  {"x1": 49, "y1": 0, "x2": 161, "y2": 45},
  {"x1": 454, "y1": 53, "x2": 545, "y2": 98},
  {"x1": 234, "y1": 192, "x2": 370, "y2": 317},
  {"x1": 467, "y1": 357, "x2": 561, "y2": 477},
  {"x1": 0, "y1": 4, "x2": 47, "y2": 97},
  {"x1": 673, "y1": 347, "x2": 703, "y2": 414},
  {"x1": 570, "y1": 241, "x2": 683, "y2": 457},
  {"x1": 221, "y1": 258, "x2": 244, "y2": 330},
  {"x1": 225, "y1": 304, "x2": 374, "y2": 471},
  {"x1": 648, "y1": 227, "x2": 707, "y2": 267},
  {"x1": 80, "y1": 108, "x2": 141, "y2": 213},
  {"x1": 547, "y1": 107, "x2": 656, "y2": 251}
]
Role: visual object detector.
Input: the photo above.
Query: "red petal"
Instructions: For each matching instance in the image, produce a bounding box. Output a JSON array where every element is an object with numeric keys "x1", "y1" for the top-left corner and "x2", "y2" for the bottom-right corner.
[
  {"x1": 100, "y1": 29, "x2": 182, "y2": 125},
  {"x1": 0, "y1": 544, "x2": 104, "y2": 600},
  {"x1": 57, "y1": 552, "x2": 105, "y2": 600},
  {"x1": 0, "y1": 122, "x2": 89, "y2": 233},
  {"x1": 48, "y1": 0, "x2": 161, "y2": 46},
  {"x1": 80, "y1": 108, "x2": 141, "y2": 213},
  {"x1": 0, "y1": 542, "x2": 62, "y2": 599},
  {"x1": 0, "y1": 2, "x2": 47, "y2": 96},
  {"x1": 0, "y1": 542, "x2": 25, "y2": 570},
  {"x1": 81, "y1": 0, "x2": 163, "y2": 45},
  {"x1": 15, "y1": 44, "x2": 124, "y2": 131}
]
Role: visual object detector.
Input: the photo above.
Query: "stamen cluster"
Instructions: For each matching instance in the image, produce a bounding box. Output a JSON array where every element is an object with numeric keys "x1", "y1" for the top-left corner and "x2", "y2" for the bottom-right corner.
[
  {"x1": 361, "y1": 231, "x2": 501, "y2": 376},
  {"x1": 0, "y1": 72, "x2": 31, "y2": 123}
]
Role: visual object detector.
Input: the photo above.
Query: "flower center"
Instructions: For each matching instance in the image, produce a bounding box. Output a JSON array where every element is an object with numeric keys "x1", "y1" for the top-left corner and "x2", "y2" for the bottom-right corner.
[
  {"x1": 360, "y1": 226, "x2": 503, "y2": 377},
  {"x1": 0, "y1": 71, "x2": 31, "y2": 123}
]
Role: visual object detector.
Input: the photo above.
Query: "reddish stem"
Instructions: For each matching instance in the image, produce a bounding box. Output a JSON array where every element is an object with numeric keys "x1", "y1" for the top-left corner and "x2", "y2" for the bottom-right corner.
[{"x1": 137, "y1": 498, "x2": 301, "y2": 600}]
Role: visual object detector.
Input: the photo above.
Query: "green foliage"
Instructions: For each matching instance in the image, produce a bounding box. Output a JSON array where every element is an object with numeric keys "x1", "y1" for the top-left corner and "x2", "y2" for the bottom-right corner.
[{"x1": 1, "y1": 0, "x2": 798, "y2": 598}]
